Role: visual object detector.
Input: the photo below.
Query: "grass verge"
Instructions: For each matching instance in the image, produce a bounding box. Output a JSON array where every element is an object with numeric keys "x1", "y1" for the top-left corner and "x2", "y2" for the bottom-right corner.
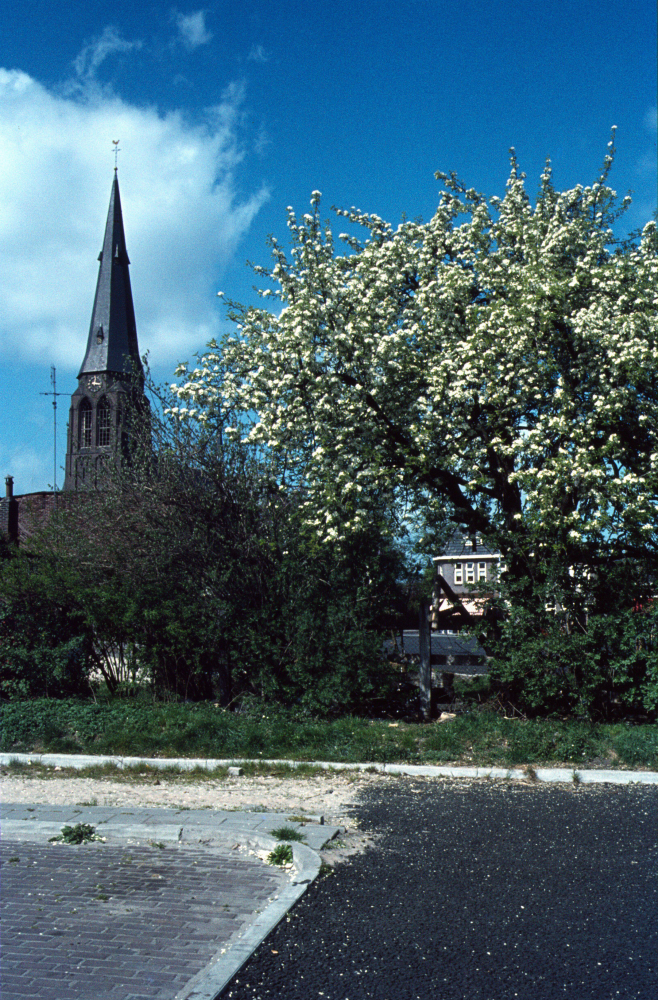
[{"x1": 1, "y1": 699, "x2": 656, "y2": 770}]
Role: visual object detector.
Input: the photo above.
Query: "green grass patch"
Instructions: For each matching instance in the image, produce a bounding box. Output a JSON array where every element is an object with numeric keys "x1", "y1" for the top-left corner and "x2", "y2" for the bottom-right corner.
[
  {"x1": 1, "y1": 699, "x2": 656, "y2": 770},
  {"x1": 270, "y1": 825, "x2": 306, "y2": 842}
]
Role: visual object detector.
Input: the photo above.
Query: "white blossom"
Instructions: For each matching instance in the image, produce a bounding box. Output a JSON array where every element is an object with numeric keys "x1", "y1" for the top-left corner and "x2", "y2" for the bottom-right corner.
[{"x1": 171, "y1": 142, "x2": 658, "y2": 563}]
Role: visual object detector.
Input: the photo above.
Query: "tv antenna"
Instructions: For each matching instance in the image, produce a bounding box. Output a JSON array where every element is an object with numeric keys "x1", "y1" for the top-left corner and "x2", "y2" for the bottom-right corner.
[{"x1": 40, "y1": 366, "x2": 65, "y2": 495}]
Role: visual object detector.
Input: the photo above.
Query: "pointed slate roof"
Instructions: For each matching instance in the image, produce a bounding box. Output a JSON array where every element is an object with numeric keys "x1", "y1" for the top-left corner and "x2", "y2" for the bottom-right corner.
[{"x1": 78, "y1": 172, "x2": 142, "y2": 379}]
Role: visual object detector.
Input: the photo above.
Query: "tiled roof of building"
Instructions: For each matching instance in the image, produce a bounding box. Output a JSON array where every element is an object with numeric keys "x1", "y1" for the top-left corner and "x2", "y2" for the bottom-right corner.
[{"x1": 437, "y1": 530, "x2": 499, "y2": 558}]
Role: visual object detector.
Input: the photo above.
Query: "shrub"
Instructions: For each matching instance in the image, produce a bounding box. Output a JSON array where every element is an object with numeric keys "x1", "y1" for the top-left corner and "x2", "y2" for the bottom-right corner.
[
  {"x1": 0, "y1": 556, "x2": 93, "y2": 700},
  {"x1": 482, "y1": 567, "x2": 658, "y2": 721}
]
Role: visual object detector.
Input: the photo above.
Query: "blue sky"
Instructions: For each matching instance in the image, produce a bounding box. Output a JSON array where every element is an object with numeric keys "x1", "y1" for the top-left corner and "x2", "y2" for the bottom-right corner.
[{"x1": 1, "y1": 0, "x2": 656, "y2": 492}]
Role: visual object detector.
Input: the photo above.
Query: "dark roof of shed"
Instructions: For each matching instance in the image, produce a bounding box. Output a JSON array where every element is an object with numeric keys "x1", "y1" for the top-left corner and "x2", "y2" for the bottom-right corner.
[{"x1": 398, "y1": 631, "x2": 486, "y2": 657}]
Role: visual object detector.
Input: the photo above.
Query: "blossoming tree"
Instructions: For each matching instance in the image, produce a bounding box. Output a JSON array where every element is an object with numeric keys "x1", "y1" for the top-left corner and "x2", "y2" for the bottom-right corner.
[{"x1": 173, "y1": 136, "x2": 658, "y2": 588}]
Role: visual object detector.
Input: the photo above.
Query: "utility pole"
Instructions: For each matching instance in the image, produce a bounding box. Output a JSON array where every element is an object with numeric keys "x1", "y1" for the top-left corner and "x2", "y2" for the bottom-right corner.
[{"x1": 40, "y1": 366, "x2": 65, "y2": 500}]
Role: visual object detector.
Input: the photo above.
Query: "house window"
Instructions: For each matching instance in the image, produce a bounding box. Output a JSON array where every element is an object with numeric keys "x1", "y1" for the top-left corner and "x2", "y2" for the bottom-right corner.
[
  {"x1": 96, "y1": 396, "x2": 111, "y2": 447},
  {"x1": 79, "y1": 399, "x2": 92, "y2": 448},
  {"x1": 466, "y1": 562, "x2": 475, "y2": 583},
  {"x1": 478, "y1": 562, "x2": 487, "y2": 581},
  {"x1": 454, "y1": 563, "x2": 463, "y2": 585}
]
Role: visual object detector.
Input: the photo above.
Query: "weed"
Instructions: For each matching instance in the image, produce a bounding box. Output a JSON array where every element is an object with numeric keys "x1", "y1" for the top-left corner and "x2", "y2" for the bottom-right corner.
[
  {"x1": 49, "y1": 823, "x2": 103, "y2": 845},
  {"x1": 267, "y1": 843, "x2": 293, "y2": 866},
  {"x1": 76, "y1": 763, "x2": 122, "y2": 779},
  {"x1": 149, "y1": 841, "x2": 166, "y2": 850},
  {"x1": 7, "y1": 759, "x2": 31, "y2": 772},
  {"x1": 293, "y1": 763, "x2": 323, "y2": 777},
  {"x1": 77, "y1": 798, "x2": 98, "y2": 807},
  {"x1": 8, "y1": 856, "x2": 20, "y2": 863},
  {"x1": 286, "y1": 815, "x2": 309, "y2": 823},
  {"x1": 572, "y1": 771, "x2": 581, "y2": 785},
  {"x1": 270, "y1": 826, "x2": 306, "y2": 843},
  {"x1": 525, "y1": 765, "x2": 538, "y2": 782},
  {"x1": 319, "y1": 861, "x2": 335, "y2": 876}
]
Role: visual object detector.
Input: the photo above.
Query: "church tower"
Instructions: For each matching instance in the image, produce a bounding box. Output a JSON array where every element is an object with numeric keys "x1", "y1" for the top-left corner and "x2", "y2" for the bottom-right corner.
[{"x1": 64, "y1": 172, "x2": 146, "y2": 491}]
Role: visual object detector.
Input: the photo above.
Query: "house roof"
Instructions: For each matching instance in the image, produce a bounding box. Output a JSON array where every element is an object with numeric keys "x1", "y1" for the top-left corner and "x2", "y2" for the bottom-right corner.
[{"x1": 435, "y1": 530, "x2": 499, "y2": 559}]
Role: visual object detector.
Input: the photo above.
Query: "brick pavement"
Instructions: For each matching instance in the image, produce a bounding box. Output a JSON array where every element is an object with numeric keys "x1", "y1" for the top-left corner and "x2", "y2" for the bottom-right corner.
[{"x1": 1, "y1": 839, "x2": 289, "y2": 1000}]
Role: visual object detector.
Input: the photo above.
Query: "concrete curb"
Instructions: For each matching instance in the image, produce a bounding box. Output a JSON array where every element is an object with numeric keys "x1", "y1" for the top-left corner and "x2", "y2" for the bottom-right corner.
[
  {"x1": 176, "y1": 840, "x2": 320, "y2": 1000},
  {"x1": 2, "y1": 751, "x2": 658, "y2": 785},
  {"x1": 0, "y1": 819, "x2": 183, "y2": 843}
]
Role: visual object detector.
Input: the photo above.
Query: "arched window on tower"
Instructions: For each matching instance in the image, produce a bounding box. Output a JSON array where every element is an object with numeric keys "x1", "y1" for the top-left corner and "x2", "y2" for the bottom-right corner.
[
  {"x1": 96, "y1": 396, "x2": 111, "y2": 447},
  {"x1": 79, "y1": 398, "x2": 92, "y2": 449}
]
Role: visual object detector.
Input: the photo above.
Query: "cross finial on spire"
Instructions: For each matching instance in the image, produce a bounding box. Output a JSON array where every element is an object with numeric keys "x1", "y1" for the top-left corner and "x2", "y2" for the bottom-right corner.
[{"x1": 112, "y1": 139, "x2": 120, "y2": 171}]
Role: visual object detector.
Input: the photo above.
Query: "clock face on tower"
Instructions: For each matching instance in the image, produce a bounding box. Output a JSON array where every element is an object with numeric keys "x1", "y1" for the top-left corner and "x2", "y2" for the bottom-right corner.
[{"x1": 87, "y1": 375, "x2": 102, "y2": 392}]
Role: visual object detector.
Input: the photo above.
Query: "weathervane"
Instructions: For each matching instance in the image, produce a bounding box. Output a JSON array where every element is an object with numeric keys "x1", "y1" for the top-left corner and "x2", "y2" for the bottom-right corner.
[{"x1": 112, "y1": 139, "x2": 120, "y2": 171}]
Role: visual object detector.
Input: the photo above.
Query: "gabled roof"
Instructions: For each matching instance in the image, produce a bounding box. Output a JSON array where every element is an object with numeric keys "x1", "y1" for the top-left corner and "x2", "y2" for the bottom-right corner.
[
  {"x1": 78, "y1": 172, "x2": 142, "y2": 379},
  {"x1": 436, "y1": 530, "x2": 499, "y2": 558}
]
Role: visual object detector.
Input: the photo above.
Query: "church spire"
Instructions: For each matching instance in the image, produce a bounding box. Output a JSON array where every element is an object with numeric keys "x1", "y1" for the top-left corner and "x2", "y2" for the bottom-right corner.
[
  {"x1": 78, "y1": 171, "x2": 142, "y2": 379},
  {"x1": 64, "y1": 173, "x2": 149, "y2": 492}
]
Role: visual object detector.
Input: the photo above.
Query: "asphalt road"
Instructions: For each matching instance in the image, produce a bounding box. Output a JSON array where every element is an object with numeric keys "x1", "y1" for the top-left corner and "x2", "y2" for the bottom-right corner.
[{"x1": 220, "y1": 778, "x2": 658, "y2": 1000}]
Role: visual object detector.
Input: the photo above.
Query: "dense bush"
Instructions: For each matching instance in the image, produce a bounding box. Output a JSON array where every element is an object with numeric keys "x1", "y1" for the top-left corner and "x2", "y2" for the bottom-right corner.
[
  {"x1": 0, "y1": 557, "x2": 93, "y2": 699},
  {"x1": 0, "y1": 377, "x2": 406, "y2": 715},
  {"x1": 481, "y1": 564, "x2": 658, "y2": 721},
  {"x1": 236, "y1": 521, "x2": 404, "y2": 715}
]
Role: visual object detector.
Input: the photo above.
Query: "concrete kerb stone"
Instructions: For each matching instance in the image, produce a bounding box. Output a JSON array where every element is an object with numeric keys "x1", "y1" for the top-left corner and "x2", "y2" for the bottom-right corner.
[
  {"x1": 2, "y1": 752, "x2": 658, "y2": 785},
  {"x1": 175, "y1": 841, "x2": 320, "y2": 1000}
]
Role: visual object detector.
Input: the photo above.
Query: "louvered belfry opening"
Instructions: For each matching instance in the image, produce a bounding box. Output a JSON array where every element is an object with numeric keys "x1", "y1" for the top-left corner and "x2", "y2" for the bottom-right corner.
[
  {"x1": 78, "y1": 399, "x2": 92, "y2": 449},
  {"x1": 96, "y1": 396, "x2": 111, "y2": 447}
]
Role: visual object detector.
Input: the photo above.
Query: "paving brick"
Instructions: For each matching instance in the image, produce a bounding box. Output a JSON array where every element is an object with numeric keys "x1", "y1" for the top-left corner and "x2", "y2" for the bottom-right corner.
[{"x1": 1, "y1": 840, "x2": 287, "y2": 1000}]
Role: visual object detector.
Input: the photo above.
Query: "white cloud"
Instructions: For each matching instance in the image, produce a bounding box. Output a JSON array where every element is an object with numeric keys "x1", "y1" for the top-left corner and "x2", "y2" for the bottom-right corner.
[
  {"x1": 0, "y1": 67, "x2": 269, "y2": 371},
  {"x1": 247, "y1": 45, "x2": 269, "y2": 64},
  {"x1": 644, "y1": 106, "x2": 657, "y2": 132},
  {"x1": 175, "y1": 10, "x2": 213, "y2": 51},
  {"x1": 72, "y1": 26, "x2": 141, "y2": 87}
]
